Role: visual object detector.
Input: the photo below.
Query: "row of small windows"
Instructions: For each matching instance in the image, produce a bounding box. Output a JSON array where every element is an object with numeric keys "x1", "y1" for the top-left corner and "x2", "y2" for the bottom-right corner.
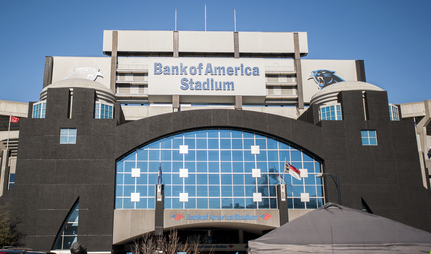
[
  {"x1": 32, "y1": 101, "x2": 113, "y2": 119},
  {"x1": 57, "y1": 127, "x2": 378, "y2": 147},
  {"x1": 319, "y1": 103, "x2": 400, "y2": 121}
]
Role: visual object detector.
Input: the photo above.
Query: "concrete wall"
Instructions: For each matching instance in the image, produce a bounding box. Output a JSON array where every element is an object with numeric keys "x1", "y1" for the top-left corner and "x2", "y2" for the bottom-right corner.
[
  {"x1": 2, "y1": 88, "x2": 431, "y2": 252},
  {"x1": 0, "y1": 100, "x2": 28, "y2": 117},
  {"x1": 103, "y1": 31, "x2": 308, "y2": 55}
]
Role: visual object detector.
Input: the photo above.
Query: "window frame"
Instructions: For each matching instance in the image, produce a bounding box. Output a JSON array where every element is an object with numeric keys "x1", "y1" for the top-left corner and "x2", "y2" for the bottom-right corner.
[
  {"x1": 319, "y1": 103, "x2": 342, "y2": 121},
  {"x1": 32, "y1": 101, "x2": 46, "y2": 119},
  {"x1": 389, "y1": 104, "x2": 400, "y2": 121},
  {"x1": 94, "y1": 101, "x2": 114, "y2": 119},
  {"x1": 60, "y1": 128, "x2": 77, "y2": 144},
  {"x1": 361, "y1": 130, "x2": 378, "y2": 146}
]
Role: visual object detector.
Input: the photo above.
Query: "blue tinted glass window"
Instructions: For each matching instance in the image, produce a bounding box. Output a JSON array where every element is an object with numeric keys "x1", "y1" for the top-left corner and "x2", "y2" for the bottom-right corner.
[
  {"x1": 32, "y1": 101, "x2": 46, "y2": 118},
  {"x1": 361, "y1": 130, "x2": 377, "y2": 146},
  {"x1": 320, "y1": 104, "x2": 342, "y2": 121},
  {"x1": 389, "y1": 104, "x2": 400, "y2": 121},
  {"x1": 60, "y1": 128, "x2": 77, "y2": 144},
  {"x1": 94, "y1": 102, "x2": 114, "y2": 119},
  {"x1": 53, "y1": 202, "x2": 79, "y2": 250},
  {"x1": 115, "y1": 129, "x2": 324, "y2": 210}
]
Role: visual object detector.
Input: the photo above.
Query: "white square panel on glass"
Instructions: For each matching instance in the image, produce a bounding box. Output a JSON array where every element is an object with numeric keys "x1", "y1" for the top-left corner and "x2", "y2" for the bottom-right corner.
[
  {"x1": 180, "y1": 192, "x2": 189, "y2": 202},
  {"x1": 300, "y1": 193, "x2": 310, "y2": 202},
  {"x1": 253, "y1": 192, "x2": 262, "y2": 202},
  {"x1": 179, "y1": 145, "x2": 189, "y2": 154},
  {"x1": 300, "y1": 168, "x2": 308, "y2": 178},
  {"x1": 180, "y1": 168, "x2": 189, "y2": 178},
  {"x1": 251, "y1": 145, "x2": 260, "y2": 154},
  {"x1": 131, "y1": 193, "x2": 140, "y2": 202},
  {"x1": 252, "y1": 168, "x2": 261, "y2": 178},
  {"x1": 132, "y1": 168, "x2": 141, "y2": 177}
]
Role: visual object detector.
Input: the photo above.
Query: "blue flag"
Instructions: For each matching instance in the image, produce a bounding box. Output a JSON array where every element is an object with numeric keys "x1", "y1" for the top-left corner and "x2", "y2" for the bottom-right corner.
[{"x1": 158, "y1": 163, "x2": 162, "y2": 185}]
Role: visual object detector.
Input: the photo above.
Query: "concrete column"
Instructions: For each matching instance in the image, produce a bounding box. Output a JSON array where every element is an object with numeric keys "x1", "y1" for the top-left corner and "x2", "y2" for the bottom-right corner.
[
  {"x1": 417, "y1": 100, "x2": 431, "y2": 188},
  {"x1": 110, "y1": 31, "x2": 118, "y2": 92},
  {"x1": 238, "y1": 229, "x2": 244, "y2": 244},
  {"x1": 293, "y1": 33, "x2": 304, "y2": 109},
  {"x1": 0, "y1": 150, "x2": 9, "y2": 197},
  {"x1": 173, "y1": 95, "x2": 180, "y2": 112},
  {"x1": 173, "y1": 31, "x2": 179, "y2": 58},
  {"x1": 43, "y1": 57, "x2": 53, "y2": 88},
  {"x1": 355, "y1": 60, "x2": 366, "y2": 82},
  {"x1": 277, "y1": 184, "x2": 288, "y2": 225},
  {"x1": 234, "y1": 32, "x2": 239, "y2": 59},
  {"x1": 234, "y1": 96, "x2": 242, "y2": 110},
  {"x1": 155, "y1": 184, "x2": 164, "y2": 236}
]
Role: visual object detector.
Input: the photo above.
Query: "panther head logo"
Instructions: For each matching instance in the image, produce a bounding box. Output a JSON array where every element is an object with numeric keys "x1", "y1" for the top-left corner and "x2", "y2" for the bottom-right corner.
[{"x1": 308, "y1": 69, "x2": 344, "y2": 89}]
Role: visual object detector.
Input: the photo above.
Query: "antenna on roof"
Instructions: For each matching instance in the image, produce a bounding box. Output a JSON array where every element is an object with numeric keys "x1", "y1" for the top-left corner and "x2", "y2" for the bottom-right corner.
[
  {"x1": 205, "y1": 4, "x2": 207, "y2": 31},
  {"x1": 234, "y1": 9, "x2": 237, "y2": 32},
  {"x1": 175, "y1": 9, "x2": 177, "y2": 31}
]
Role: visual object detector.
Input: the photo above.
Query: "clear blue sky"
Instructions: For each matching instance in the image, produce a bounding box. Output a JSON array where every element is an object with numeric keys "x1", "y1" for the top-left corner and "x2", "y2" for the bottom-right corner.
[{"x1": 1, "y1": 0, "x2": 430, "y2": 104}]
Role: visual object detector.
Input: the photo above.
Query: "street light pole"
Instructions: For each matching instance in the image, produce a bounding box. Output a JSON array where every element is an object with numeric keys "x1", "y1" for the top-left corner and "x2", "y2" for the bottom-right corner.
[{"x1": 317, "y1": 171, "x2": 341, "y2": 205}]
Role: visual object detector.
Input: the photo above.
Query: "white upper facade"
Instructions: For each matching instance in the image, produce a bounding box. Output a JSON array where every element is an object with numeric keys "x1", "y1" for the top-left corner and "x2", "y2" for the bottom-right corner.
[
  {"x1": 46, "y1": 30, "x2": 365, "y2": 107},
  {"x1": 102, "y1": 30, "x2": 309, "y2": 55}
]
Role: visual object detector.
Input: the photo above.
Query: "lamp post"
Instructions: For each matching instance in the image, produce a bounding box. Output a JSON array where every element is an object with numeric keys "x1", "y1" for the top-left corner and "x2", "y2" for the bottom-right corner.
[{"x1": 317, "y1": 171, "x2": 341, "y2": 205}]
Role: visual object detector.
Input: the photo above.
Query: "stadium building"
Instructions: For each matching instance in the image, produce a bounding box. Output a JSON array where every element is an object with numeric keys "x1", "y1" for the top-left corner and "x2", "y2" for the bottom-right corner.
[{"x1": 0, "y1": 30, "x2": 430, "y2": 253}]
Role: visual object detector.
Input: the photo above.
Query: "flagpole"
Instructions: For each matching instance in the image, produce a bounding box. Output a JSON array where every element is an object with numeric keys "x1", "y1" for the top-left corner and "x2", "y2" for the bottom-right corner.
[
  {"x1": 175, "y1": 9, "x2": 177, "y2": 31},
  {"x1": 234, "y1": 9, "x2": 237, "y2": 32},
  {"x1": 205, "y1": 4, "x2": 207, "y2": 31}
]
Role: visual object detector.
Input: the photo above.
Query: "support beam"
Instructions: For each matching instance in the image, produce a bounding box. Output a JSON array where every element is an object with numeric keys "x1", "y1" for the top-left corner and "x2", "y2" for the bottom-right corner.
[
  {"x1": 234, "y1": 32, "x2": 239, "y2": 59},
  {"x1": 43, "y1": 57, "x2": 53, "y2": 88},
  {"x1": 155, "y1": 184, "x2": 164, "y2": 236},
  {"x1": 293, "y1": 33, "x2": 304, "y2": 109},
  {"x1": 173, "y1": 31, "x2": 179, "y2": 58},
  {"x1": 173, "y1": 95, "x2": 180, "y2": 112},
  {"x1": 277, "y1": 184, "x2": 288, "y2": 225},
  {"x1": 110, "y1": 31, "x2": 118, "y2": 92},
  {"x1": 234, "y1": 96, "x2": 242, "y2": 110}
]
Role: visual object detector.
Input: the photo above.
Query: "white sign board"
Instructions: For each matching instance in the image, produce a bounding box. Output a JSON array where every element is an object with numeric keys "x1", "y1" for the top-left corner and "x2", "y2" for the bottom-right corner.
[
  {"x1": 302, "y1": 60, "x2": 359, "y2": 103},
  {"x1": 148, "y1": 58, "x2": 266, "y2": 96}
]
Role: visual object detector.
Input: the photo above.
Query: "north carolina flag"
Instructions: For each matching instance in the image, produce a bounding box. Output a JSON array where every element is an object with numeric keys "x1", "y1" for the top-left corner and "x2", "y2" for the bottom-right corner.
[
  {"x1": 10, "y1": 116, "x2": 19, "y2": 123},
  {"x1": 285, "y1": 162, "x2": 301, "y2": 180}
]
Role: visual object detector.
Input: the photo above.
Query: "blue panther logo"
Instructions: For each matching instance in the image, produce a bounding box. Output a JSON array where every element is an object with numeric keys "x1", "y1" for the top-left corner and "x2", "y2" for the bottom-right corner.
[{"x1": 308, "y1": 69, "x2": 344, "y2": 89}]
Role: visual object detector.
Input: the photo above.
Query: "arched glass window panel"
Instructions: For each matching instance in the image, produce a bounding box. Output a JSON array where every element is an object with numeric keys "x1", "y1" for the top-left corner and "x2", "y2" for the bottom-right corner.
[
  {"x1": 53, "y1": 202, "x2": 79, "y2": 250},
  {"x1": 115, "y1": 129, "x2": 324, "y2": 210}
]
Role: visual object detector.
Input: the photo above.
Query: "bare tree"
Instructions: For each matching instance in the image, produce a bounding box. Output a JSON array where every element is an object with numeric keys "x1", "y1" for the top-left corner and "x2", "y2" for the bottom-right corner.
[{"x1": 132, "y1": 230, "x2": 213, "y2": 254}]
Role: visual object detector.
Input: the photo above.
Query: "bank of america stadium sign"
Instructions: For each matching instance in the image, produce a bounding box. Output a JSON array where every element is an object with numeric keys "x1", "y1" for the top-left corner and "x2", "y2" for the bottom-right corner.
[
  {"x1": 148, "y1": 58, "x2": 266, "y2": 96},
  {"x1": 171, "y1": 213, "x2": 272, "y2": 221}
]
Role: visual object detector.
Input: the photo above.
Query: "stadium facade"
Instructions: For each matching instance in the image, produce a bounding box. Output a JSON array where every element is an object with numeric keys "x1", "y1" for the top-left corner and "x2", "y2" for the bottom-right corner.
[{"x1": 0, "y1": 30, "x2": 430, "y2": 253}]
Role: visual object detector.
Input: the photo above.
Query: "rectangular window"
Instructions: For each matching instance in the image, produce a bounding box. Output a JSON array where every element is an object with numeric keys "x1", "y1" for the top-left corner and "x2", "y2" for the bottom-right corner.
[
  {"x1": 32, "y1": 101, "x2": 46, "y2": 118},
  {"x1": 60, "y1": 128, "x2": 77, "y2": 144},
  {"x1": 8, "y1": 173, "x2": 15, "y2": 189},
  {"x1": 361, "y1": 130, "x2": 377, "y2": 145},
  {"x1": 94, "y1": 102, "x2": 114, "y2": 119},
  {"x1": 320, "y1": 104, "x2": 342, "y2": 121},
  {"x1": 389, "y1": 104, "x2": 400, "y2": 121}
]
